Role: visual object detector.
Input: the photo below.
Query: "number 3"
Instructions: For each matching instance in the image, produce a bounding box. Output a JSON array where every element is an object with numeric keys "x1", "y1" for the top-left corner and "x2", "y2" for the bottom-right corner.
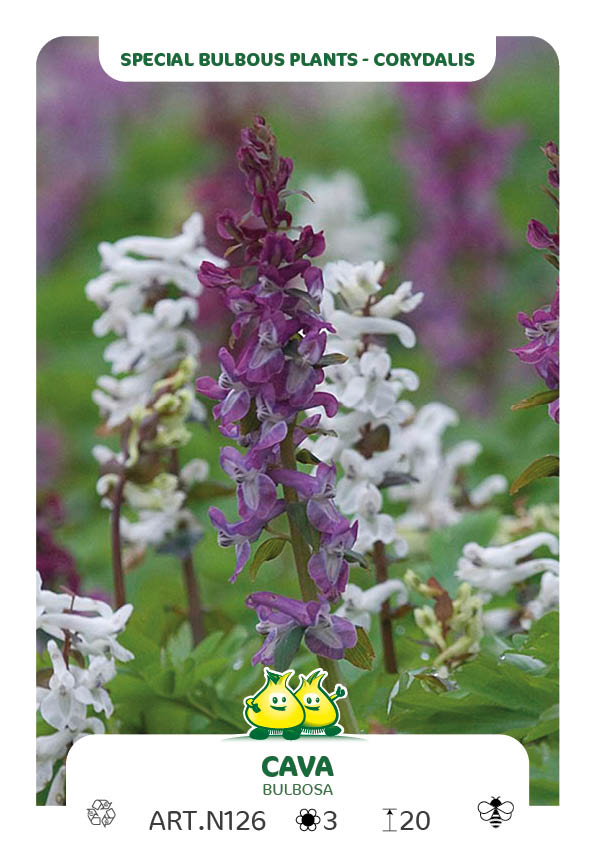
[{"x1": 323, "y1": 811, "x2": 337, "y2": 830}]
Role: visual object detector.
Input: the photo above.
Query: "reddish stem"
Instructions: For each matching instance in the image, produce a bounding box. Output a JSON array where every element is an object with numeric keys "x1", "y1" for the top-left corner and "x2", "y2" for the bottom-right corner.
[
  {"x1": 373, "y1": 540, "x2": 398, "y2": 673},
  {"x1": 111, "y1": 474, "x2": 127, "y2": 608},
  {"x1": 170, "y1": 450, "x2": 205, "y2": 645}
]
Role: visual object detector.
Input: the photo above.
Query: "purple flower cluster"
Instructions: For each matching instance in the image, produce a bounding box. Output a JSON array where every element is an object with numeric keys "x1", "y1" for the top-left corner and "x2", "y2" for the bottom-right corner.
[
  {"x1": 37, "y1": 493, "x2": 80, "y2": 593},
  {"x1": 513, "y1": 142, "x2": 560, "y2": 422},
  {"x1": 37, "y1": 38, "x2": 152, "y2": 270},
  {"x1": 196, "y1": 117, "x2": 358, "y2": 666},
  {"x1": 397, "y1": 82, "x2": 521, "y2": 387},
  {"x1": 36, "y1": 427, "x2": 80, "y2": 591}
]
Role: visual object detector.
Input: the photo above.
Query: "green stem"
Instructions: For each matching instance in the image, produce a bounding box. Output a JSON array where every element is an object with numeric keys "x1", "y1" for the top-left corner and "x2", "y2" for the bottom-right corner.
[{"x1": 279, "y1": 426, "x2": 359, "y2": 735}]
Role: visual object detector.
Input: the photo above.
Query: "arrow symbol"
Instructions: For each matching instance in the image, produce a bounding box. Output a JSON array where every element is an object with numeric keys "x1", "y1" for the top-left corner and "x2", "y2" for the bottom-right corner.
[{"x1": 383, "y1": 808, "x2": 397, "y2": 832}]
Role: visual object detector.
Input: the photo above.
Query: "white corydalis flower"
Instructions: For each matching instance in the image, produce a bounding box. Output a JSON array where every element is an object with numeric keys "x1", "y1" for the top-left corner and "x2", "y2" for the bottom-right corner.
[
  {"x1": 38, "y1": 640, "x2": 86, "y2": 731},
  {"x1": 456, "y1": 532, "x2": 559, "y2": 598},
  {"x1": 522, "y1": 570, "x2": 559, "y2": 629},
  {"x1": 370, "y1": 281, "x2": 424, "y2": 317},
  {"x1": 336, "y1": 448, "x2": 406, "y2": 514},
  {"x1": 324, "y1": 260, "x2": 386, "y2": 310},
  {"x1": 36, "y1": 579, "x2": 133, "y2": 798},
  {"x1": 332, "y1": 347, "x2": 419, "y2": 417},
  {"x1": 353, "y1": 485, "x2": 408, "y2": 555},
  {"x1": 114, "y1": 472, "x2": 202, "y2": 551},
  {"x1": 307, "y1": 261, "x2": 423, "y2": 561},
  {"x1": 87, "y1": 213, "x2": 223, "y2": 429},
  {"x1": 294, "y1": 172, "x2": 395, "y2": 264},
  {"x1": 89, "y1": 215, "x2": 214, "y2": 558},
  {"x1": 389, "y1": 403, "x2": 507, "y2": 530},
  {"x1": 86, "y1": 213, "x2": 222, "y2": 334},
  {"x1": 337, "y1": 580, "x2": 408, "y2": 631}
]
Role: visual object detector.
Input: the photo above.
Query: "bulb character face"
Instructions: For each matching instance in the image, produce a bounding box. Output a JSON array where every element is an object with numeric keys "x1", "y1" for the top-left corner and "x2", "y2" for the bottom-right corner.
[
  {"x1": 295, "y1": 670, "x2": 340, "y2": 728},
  {"x1": 244, "y1": 670, "x2": 304, "y2": 729}
]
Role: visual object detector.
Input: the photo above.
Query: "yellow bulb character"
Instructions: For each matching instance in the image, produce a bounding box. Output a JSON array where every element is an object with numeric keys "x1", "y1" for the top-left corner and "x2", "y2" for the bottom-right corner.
[
  {"x1": 243, "y1": 669, "x2": 304, "y2": 740},
  {"x1": 294, "y1": 669, "x2": 347, "y2": 736}
]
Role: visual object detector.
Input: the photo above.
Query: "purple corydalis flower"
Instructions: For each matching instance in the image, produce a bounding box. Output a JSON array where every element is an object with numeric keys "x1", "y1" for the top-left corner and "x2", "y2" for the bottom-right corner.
[
  {"x1": 397, "y1": 81, "x2": 521, "y2": 389},
  {"x1": 220, "y1": 446, "x2": 277, "y2": 517},
  {"x1": 196, "y1": 347, "x2": 252, "y2": 426},
  {"x1": 242, "y1": 311, "x2": 296, "y2": 383},
  {"x1": 209, "y1": 502, "x2": 285, "y2": 582},
  {"x1": 37, "y1": 493, "x2": 80, "y2": 592},
  {"x1": 513, "y1": 288, "x2": 559, "y2": 368},
  {"x1": 198, "y1": 118, "x2": 358, "y2": 664},
  {"x1": 271, "y1": 463, "x2": 350, "y2": 536},
  {"x1": 246, "y1": 591, "x2": 357, "y2": 665},
  {"x1": 527, "y1": 220, "x2": 559, "y2": 255},
  {"x1": 513, "y1": 142, "x2": 559, "y2": 423},
  {"x1": 308, "y1": 522, "x2": 359, "y2": 603}
]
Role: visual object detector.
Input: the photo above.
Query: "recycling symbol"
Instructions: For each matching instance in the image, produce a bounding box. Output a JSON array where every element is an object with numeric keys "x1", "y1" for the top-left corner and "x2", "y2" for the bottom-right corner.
[{"x1": 87, "y1": 799, "x2": 116, "y2": 827}]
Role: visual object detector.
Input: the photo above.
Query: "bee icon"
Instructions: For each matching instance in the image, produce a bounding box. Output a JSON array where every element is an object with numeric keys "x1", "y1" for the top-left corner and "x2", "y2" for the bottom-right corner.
[{"x1": 477, "y1": 796, "x2": 514, "y2": 828}]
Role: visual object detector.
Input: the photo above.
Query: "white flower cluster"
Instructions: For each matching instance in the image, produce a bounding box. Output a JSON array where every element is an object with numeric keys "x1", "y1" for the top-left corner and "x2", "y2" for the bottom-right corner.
[
  {"x1": 336, "y1": 580, "x2": 408, "y2": 631},
  {"x1": 95, "y1": 450, "x2": 208, "y2": 558},
  {"x1": 86, "y1": 213, "x2": 224, "y2": 429},
  {"x1": 387, "y1": 404, "x2": 508, "y2": 531},
  {"x1": 310, "y1": 257, "x2": 507, "y2": 633},
  {"x1": 87, "y1": 215, "x2": 220, "y2": 558},
  {"x1": 456, "y1": 532, "x2": 559, "y2": 632},
  {"x1": 313, "y1": 260, "x2": 506, "y2": 550},
  {"x1": 294, "y1": 172, "x2": 395, "y2": 264},
  {"x1": 36, "y1": 573, "x2": 133, "y2": 804},
  {"x1": 311, "y1": 260, "x2": 422, "y2": 558}
]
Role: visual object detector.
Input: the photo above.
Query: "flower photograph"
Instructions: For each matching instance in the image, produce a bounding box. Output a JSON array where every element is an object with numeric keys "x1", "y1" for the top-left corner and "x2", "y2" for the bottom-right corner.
[{"x1": 36, "y1": 36, "x2": 559, "y2": 806}]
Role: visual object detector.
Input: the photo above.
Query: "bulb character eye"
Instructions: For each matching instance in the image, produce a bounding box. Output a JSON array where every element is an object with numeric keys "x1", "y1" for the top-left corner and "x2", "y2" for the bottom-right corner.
[
  {"x1": 272, "y1": 696, "x2": 278, "y2": 704},
  {"x1": 316, "y1": 696, "x2": 320, "y2": 703},
  {"x1": 282, "y1": 696, "x2": 286, "y2": 702},
  {"x1": 306, "y1": 696, "x2": 312, "y2": 705}
]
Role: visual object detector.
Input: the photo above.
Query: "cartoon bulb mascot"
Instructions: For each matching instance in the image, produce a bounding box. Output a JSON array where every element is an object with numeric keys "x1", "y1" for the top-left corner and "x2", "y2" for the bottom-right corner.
[
  {"x1": 243, "y1": 669, "x2": 304, "y2": 740},
  {"x1": 294, "y1": 669, "x2": 347, "y2": 736}
]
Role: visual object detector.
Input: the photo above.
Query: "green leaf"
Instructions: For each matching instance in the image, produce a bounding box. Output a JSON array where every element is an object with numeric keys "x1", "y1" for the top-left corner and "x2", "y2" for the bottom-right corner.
[
  {"x1": 427, "y1": 509, "x2": 500, "y2": 593},
  {"x1": 149, "y1": 668, "x2": 176, "y2": 697},
  {"x1": 510, "y1": 455, "x2": 559, "y2": 494},
  {"x1": 186, "y1": 481, "x2": 235, "y2": 502},
  {"x1": 524, "y1": 704, "x2": 559, "y2": 742},
  {"x1": 455, "y1": 655, "x2": 558, "y2": 714},
  {"x1": 511, "y1": 389, "x2": 559, "y2": 411},
  {"x1": 544, "y1": 253, "x2": 559, "y2": 270},
  {"x1": 175, "y1": 656, "x2": 231, "y2": 696},
  {"x1": 343, "y1": 626, "x2": 376, "y2": 670},
  {"x1": 273, "y1": 626, "x2": 305, "y2": 671},
  {"x1": 315, "y1": 352, "x2": 349, "y2": 368},
  {"x1": 296, "y1": 449, "x2": 321, "y2": 465},
  {"x1": 527, "y1": 740, "x2": 559, "y2": 805},
  {"x1": 512, "y1": 612, "x2": 559, "y2": 669},
  {"x1": 249, "y1": 537, "x2": 289, "y2": 582},
  {"x1": 285, "y1": 288, "x2": 318, "y2": 310},
  {"x1": 166, "y1": 622, "x2": 194, "y2": 667},
  {"x1": 344, "y1": 549, "x2": 369, "y2": 569}
]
